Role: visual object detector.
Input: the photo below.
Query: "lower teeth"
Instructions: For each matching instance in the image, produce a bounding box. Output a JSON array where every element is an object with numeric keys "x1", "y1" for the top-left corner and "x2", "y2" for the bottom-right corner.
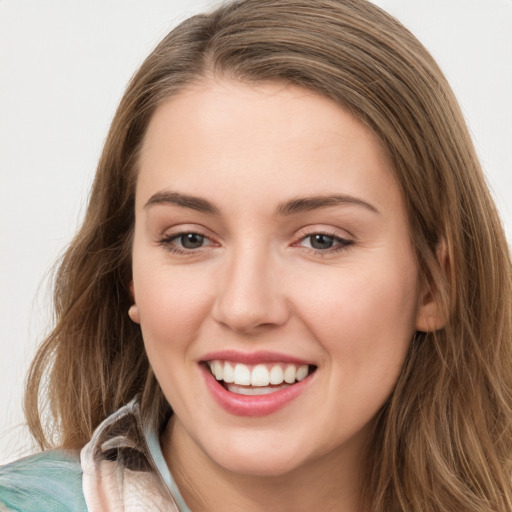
[{"x1": 226, "y1": 383, "x2": 291, "y2": 395}]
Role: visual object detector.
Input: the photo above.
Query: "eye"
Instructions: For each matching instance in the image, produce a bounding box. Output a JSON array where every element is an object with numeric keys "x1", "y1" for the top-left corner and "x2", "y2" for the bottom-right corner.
[
  {"x1": 175, "y1": 232, "x2": 206, "y2": 249},
  {"x1": 299, "y1": 233, "x2": 353, "y2": 252},
  {"x1": 158, "y1": 230, "x2": 214, "y2": 254},
  {"x1": 307, "y1": 234, "x2": 336, "y2": 250}
]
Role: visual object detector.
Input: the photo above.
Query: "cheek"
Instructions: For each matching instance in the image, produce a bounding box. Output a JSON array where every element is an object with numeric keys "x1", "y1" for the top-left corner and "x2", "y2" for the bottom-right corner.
[
  {"x1": 294, "y1": 260, "x2": 419, "y2": 379},
  {"x1": 133, "y1": 262, "x2": 217, "y2": 412},
  {"x1": 292, "y1": 262, "x2": 419, "y2": 441},
  {"x1": 133, "y1": 262, "x2": 215, "y2": 356}
]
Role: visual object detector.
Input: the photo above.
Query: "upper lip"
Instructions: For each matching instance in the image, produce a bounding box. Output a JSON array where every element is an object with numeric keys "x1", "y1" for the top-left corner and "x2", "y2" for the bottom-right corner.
[{"x1": 200, "y1": 350, "x2": 314, "y2": 366}]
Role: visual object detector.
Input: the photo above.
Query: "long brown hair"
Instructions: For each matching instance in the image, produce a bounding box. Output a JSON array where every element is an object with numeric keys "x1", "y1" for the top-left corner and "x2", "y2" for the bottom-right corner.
[{"x1": 25, "y1": 0, "x2": 512, "y2": 509}]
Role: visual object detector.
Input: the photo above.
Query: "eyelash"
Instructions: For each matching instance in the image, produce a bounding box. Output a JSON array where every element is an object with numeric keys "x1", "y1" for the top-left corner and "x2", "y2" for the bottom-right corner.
[
  {"x1": 157, "y1": 230, "x2": 354, "y2": 256},
  {"x1": 296, "y1": 232, "x2": 354, "y2": 256},
  {"x1": 158, "y1": 231, "x2": 213, "y2": 255}
]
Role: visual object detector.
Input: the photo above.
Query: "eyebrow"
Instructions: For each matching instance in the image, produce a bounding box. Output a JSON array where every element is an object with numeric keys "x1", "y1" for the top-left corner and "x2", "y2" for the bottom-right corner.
[
  {"x1": 144, "y1": 191, "x2": 378, "y2": 216},
  {"x1": 144, "y1": 191, "x2": 219, "y2": 214},
  {"x1": 276, "y1": 194, "x2": 379, "y2": 215}
]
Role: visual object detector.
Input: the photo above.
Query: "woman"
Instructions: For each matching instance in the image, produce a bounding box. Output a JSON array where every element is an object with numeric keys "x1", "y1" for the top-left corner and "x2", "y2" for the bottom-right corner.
[{"x1": 1, "y1": 0, "x2": 511, "y2": 510}]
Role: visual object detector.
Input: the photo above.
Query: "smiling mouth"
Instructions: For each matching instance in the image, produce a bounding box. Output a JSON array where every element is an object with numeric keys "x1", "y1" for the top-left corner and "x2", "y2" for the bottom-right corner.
[{"x1": 205, "y1": 360, "x2": 317, "y2": 395}]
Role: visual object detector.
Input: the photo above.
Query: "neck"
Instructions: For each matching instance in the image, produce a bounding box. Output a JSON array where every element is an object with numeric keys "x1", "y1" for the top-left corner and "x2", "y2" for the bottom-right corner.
[{"x1": 161, "y1": 416, "x2": 368, "y2": 512}]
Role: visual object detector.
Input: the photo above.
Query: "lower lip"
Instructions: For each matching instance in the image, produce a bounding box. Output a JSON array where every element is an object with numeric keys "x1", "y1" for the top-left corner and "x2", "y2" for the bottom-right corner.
[{"x1": 201, "y1": 365, "x2": 314, "y2": 417}]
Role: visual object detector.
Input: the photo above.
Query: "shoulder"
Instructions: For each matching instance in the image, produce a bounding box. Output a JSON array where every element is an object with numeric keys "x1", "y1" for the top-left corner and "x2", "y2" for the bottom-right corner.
[{"x1": 0, "y1": 450, "x2": 87, "y2": 512}]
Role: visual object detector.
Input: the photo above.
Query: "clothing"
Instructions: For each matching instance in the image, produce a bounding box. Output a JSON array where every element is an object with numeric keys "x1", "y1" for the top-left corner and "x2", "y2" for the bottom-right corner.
[
  {"x1": 0, "y1": 450, "x2": 86, "y2": 512},
  {"x1": 0, "y1": 398, "x2": 191, "y2": 511}
]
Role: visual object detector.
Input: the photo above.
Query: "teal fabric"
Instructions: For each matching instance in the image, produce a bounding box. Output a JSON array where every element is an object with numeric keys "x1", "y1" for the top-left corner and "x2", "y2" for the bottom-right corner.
[
  {"x1": 0, "y1": 449, "x2": 87, "y2": 511},
  {"x1": 0, "y1": 398, "x2": 191, "y2": 511}
]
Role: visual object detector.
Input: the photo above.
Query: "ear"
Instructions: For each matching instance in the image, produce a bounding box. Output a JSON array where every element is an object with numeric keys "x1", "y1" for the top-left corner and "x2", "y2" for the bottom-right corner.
[
  {"x1": 128, "y1": 281, "x2": 140, "y2": 324},
  {"x1": 415, "y1": 239, "x2": 448, "y2": 333},
  {"x1": 128, "y1": 304, "x2": 140, "y2": 324}
]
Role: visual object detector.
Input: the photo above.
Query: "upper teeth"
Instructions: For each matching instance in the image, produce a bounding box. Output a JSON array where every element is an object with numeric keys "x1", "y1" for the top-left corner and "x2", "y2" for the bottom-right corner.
[{"x1": 207, "y1": 361, "x2": 310, "y2": 386}]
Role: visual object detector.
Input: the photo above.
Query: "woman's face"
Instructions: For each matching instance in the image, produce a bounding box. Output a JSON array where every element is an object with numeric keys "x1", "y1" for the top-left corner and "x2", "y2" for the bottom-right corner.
[{"x1": 131, "y1": 79, "x2": 430, "y2": 477}]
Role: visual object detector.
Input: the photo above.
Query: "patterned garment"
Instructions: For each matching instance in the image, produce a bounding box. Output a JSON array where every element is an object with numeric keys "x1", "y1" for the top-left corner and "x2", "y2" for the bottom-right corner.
[{"x1": 0, "y1": 398, "x2": 190, "y2": 511}]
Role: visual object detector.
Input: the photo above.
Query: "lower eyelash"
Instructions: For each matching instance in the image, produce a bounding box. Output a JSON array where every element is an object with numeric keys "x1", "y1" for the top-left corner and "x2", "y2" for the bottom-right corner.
[
  {"x1": 306, "y1": 238, "x2": 354, "y2": 256},
  {"x1": 160, "y1": 243, "x2": 189, "y2": 255},
  {"x1": 157, "y1": 238, "x2": 179, "y2": 253},
  {"x1": 299, "y1": 232, "x2": 354, "y2": 252}
]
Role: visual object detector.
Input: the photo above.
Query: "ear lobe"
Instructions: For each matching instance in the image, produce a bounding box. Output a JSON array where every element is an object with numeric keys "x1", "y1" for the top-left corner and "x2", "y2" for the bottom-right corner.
[
  {"x1": 415, "y1": 239, "x2": 449, "y2": 333},
  {"x1": 128, "y1": 281, "x2": 140, "y2": 323},
  {"x1": 415, "y1": 294, "x2": 446, "y2": 332},
  {"x1": 128, "y1": 304, "x2": 141, "y2": 324}
]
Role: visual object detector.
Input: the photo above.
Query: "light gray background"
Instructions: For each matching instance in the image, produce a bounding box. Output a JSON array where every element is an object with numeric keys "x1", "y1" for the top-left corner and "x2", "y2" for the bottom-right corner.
[{"x1": 1, "y1": 0, "x2": 511, "y2": 464}]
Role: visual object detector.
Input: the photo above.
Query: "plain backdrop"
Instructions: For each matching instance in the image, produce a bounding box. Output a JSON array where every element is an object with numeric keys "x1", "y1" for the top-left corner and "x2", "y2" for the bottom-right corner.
[{"x1": 1, "y1": 0, "x2": 511, "y2": 464}]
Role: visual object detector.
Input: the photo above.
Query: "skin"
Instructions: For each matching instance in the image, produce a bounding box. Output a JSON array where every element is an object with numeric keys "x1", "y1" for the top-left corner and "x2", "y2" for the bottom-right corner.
[{"x1": 129, "y1": 79, "x2": 438, "y2": 511}]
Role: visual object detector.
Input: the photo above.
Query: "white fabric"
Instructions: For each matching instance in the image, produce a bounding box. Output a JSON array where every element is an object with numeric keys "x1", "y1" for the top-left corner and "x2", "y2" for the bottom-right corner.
[{"x1": 80, "y1": 399, "x2": 183, "y2": 512}]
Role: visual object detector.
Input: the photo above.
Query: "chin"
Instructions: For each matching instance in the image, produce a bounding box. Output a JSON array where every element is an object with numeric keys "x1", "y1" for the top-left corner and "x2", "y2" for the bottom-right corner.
[
  {"x1": 200, "y1": 432, "x2": 312, "y2": 478},
  {"x1": 216, "y1": 452, "x2": 305, "y2": 478}
]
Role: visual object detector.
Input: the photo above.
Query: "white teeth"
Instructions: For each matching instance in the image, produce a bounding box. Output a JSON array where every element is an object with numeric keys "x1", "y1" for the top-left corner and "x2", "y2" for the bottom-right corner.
[
  {"x1": 207, "y1": 360, "x2": 312, "y2": 387},
  {"x1": 234, "y1": 363, "x2": 251, "y2": 385},
  {"x1": 251, "y1": 364, "x2": 270, "y2": 387},
  {"x1": 227, "y1": 383, "x2": 290, "y2": 395},
  {"x1": 212, "y1": 360, "x2": 223, "y2": 381},
  {"x1": 283, "y1": 364, "x2": 296, "y2": 384},
  {"x1": 296, "y1": 364, "x2": 308, "y2": 381},
  {"x1": 269, "y1": 365, "x2": 284, "y2": 385},
  {"x1": 223, "y1": 362, "x2": 234, "y2": 383}
]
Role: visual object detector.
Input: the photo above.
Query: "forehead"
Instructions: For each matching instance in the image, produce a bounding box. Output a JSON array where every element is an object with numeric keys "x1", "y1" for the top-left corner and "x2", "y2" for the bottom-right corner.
[{"x1": 136, "y1": 79, "x2": 401, "y2": 217}]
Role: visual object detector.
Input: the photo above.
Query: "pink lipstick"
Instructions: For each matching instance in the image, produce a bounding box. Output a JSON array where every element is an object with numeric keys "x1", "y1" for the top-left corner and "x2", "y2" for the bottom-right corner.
[{"x1": 200, "y1": 351, "x2": 316, "y2": 416}]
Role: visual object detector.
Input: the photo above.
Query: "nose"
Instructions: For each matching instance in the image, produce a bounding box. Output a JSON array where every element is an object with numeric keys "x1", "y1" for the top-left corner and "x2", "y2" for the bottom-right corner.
[{"x1": 212, "y1": 246, "x2": 290, "y2": 334}]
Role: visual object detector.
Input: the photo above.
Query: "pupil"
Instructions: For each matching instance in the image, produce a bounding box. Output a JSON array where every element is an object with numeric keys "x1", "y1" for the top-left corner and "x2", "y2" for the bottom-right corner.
[
  {"x1": 310, "y1": 234, "x2": 334, "y2": 250},
  {"x1": 181, "y1": 233, "x2": 204, "y2": 249}
]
